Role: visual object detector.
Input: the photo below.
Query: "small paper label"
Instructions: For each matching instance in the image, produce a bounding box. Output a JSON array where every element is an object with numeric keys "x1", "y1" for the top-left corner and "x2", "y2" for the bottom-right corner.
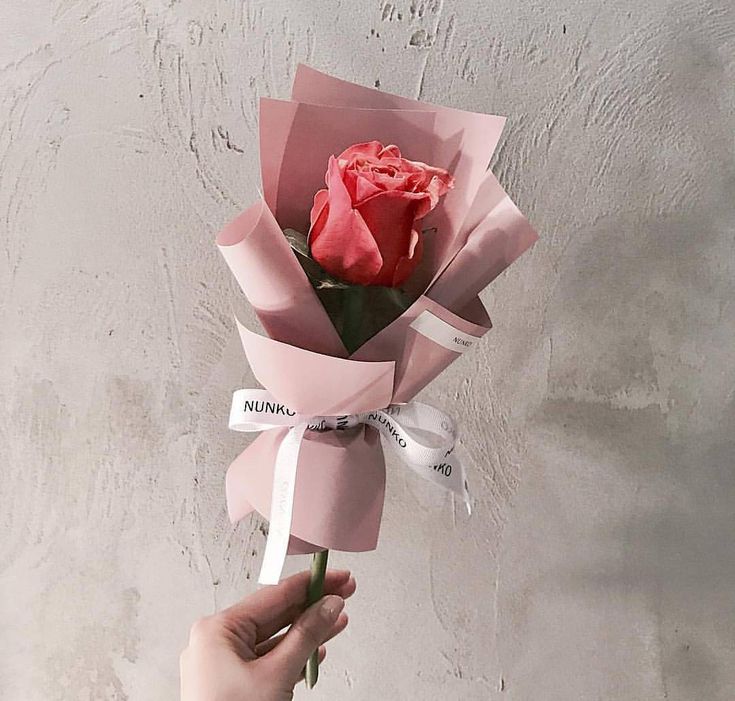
[{"x1": 409, "y1": 310, "x2": 480, "y2": 353}]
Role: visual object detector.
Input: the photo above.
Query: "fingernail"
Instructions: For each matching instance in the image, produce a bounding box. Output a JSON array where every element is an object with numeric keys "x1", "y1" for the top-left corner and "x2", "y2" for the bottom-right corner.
[
  {"x1": 319, "y1": 595, "x2": 344, "y2": 622},
  {"x1": 332, "y1": 569, "x2": 351, "y2": 580}
]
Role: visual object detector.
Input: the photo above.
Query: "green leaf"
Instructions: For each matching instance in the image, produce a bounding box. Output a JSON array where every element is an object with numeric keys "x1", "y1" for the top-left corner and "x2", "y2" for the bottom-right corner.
[{"x1": 283, "y1": 228, "x2": 310, "y2": 257}]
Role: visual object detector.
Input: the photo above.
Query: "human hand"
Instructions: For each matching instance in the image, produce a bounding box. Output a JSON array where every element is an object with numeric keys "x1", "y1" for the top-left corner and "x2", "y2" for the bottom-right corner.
[{"x1": 180, "y1": 569, "x2": 356, "y2": 701}]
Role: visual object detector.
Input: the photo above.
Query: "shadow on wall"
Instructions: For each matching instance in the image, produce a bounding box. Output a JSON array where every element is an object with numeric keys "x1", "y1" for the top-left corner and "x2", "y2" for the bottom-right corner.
[
  {"x1": 529, "y1": 187, "x2": 735, "y2": 695},
  {"x1": 537, "y1": 396, "x2": 735, "y2": 699}
]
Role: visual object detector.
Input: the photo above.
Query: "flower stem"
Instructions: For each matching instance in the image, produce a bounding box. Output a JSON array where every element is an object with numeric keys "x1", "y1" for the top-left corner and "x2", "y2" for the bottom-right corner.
[
  {"x1": 341, "y1": 285, "x2": 366, "y2": 354},
  {"x1": 305, "y1": 549, "x2": 329, "y2": 689}
]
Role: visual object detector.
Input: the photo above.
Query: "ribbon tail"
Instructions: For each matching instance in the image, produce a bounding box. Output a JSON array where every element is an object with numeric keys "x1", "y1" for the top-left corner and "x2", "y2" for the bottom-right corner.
[
  {"x1": 258, "y1": 422, "x2": 309, "y2": 585},
  {"x1": 364, "y1": 407, "x2": 472, "y2": 510},
  {"x1": 413, "y1": 449, "x2": 470, "y2": 508}
]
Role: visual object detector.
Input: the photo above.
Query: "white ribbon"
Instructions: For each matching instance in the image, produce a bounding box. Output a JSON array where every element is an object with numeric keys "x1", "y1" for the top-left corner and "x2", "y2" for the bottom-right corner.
[{"x1": 229, "y1": 389, "x2": 472, "y2": 584}]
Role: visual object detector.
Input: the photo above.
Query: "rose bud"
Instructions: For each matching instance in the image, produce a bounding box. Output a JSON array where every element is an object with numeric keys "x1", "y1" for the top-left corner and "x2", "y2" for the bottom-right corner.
[{"x1": 308, "y1": 141, "x2": 454, "y2": 287}]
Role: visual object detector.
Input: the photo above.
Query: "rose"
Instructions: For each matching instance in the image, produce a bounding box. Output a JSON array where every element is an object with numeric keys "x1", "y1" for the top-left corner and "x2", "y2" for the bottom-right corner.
[{"x1": 308, "y1": 141, "x2": 454, "y2": 287}]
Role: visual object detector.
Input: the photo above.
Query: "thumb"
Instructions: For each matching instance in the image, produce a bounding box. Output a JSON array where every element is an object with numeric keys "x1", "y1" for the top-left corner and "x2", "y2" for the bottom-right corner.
[{"x1": 265, "y1": 594, "x2": 345, "y2": 683}]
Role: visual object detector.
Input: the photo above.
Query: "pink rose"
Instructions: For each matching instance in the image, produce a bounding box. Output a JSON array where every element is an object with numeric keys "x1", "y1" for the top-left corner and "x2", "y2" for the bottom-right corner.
[{"x1": 308, "y1": 141, "x2": 454, "y2": 287}]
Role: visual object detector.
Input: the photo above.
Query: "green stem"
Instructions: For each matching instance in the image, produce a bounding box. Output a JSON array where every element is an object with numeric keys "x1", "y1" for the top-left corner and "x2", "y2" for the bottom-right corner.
[
  {"x1": 305, "y1": 549, "x2": 329, "y2": 689},
  {"x1": 341, "y1": 285, "x2": 366, "y2": 354}
]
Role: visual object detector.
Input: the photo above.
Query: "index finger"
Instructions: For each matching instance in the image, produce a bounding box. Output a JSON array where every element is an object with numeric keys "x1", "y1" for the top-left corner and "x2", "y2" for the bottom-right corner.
[{"x1": 220, "y1": 568, "x2": 356, "y2": 644}]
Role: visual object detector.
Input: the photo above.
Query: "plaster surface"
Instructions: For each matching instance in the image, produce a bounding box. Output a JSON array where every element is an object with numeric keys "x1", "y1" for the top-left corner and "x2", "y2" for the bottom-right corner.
[{"x1": 1, "y1": 1, "x2": 734, "y2": 699}]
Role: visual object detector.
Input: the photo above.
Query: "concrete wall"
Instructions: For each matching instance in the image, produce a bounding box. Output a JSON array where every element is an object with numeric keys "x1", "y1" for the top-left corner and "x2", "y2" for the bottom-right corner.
[{"x1": 2, "y1": 1, "x2": 734, "y2": 699}]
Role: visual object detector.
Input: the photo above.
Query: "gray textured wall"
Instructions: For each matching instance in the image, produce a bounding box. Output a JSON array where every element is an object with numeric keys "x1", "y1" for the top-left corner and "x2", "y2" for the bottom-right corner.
[{"x1": 2, "y1": 1, "x2": 734, "y2": 699}]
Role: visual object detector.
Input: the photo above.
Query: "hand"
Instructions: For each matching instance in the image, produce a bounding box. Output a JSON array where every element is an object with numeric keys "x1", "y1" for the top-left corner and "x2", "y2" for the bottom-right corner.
[{"x1": 180, "y1": 569, "x2": 356, "y2": 701}]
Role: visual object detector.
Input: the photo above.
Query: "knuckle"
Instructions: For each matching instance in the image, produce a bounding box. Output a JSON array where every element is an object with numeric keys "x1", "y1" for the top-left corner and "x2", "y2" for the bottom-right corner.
[
  {"x1": 188, "y1": 615, "x2": 220, "y2": 644},
  {"x1": 291, "y1": 618, "x2": 323, "y2": 649}
]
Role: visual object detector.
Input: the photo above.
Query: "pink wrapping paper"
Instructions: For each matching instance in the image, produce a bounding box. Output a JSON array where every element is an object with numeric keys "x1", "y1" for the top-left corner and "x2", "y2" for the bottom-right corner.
[
  {"x1": 260, "y1": 98, "x2": 439, "y2": 235},
  {"x1": 235, "y1": 320, "x2": 394, "y2": 416},
  {"x1": 226, "y1": 425, "x2": 386, "y2": 552},
  {"x1": 351, "y1": 294, "x2": 491, "y2": 403},
  {"x1": 291, "y1": 65, "x2": 508, "y2": 289},
  {"x1": 217, "y1": 200, "x2": 346, "y2": 356},
  {"x1": 427, "y1": 170, "x2": 539, "y2": 313},
  {"x1": 217, "y1": 65, "x2": 539, "y2": 558}
]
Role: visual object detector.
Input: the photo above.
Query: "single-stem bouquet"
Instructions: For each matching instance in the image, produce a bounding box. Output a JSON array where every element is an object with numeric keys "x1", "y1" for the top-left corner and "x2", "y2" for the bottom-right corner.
[{"x1": 215, "y1": 65, "x2": 538, "y2": 687}]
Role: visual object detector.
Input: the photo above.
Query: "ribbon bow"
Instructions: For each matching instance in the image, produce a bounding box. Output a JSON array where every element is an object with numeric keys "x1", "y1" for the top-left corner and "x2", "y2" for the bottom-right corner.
[{"x1": 228, "y1": 389, "x2": 471, "y2": 584}]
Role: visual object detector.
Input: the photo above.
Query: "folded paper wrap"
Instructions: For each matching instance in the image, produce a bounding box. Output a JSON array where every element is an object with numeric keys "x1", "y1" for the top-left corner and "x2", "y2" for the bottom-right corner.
[
  {"x1": 216, "y1": 65, "x2": 539, "y2": 581},
  {"x1": 227, "y1": 386, "x2": 469, "y2": 583}
]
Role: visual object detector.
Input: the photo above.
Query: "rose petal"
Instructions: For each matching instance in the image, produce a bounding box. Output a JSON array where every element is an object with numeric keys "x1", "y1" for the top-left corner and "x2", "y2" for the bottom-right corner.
[
  {"x1": 391, "y1": 228, "x2": 423, "y2": 287},
  {"x1": 379, "y1": 144, "x2": 402, "y2": 159},
  {"x1": 358, "y1": 187, "x2": 432, "y2": 220},
  {"x1": 309, "y1": 156, "x2": 383, "y2": 285},
  {"x1": 341, "y1": 168, "x2": 360, "y2": 202},
  {"x1": 366, "y1": 171, "x2": 410, "y2": 192},
  {"x1": 338, "y1": 141, "x2": 383, "y2": 161},
  {"x1": 354, "y1": 173, "x2": 383, "y2": 203},
  {"x1": 309, "y1": 188, "x2": 330, "y2": 234},
  {"x1": 355, "y1": 190, "x2": 424, "y2": 286}
]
